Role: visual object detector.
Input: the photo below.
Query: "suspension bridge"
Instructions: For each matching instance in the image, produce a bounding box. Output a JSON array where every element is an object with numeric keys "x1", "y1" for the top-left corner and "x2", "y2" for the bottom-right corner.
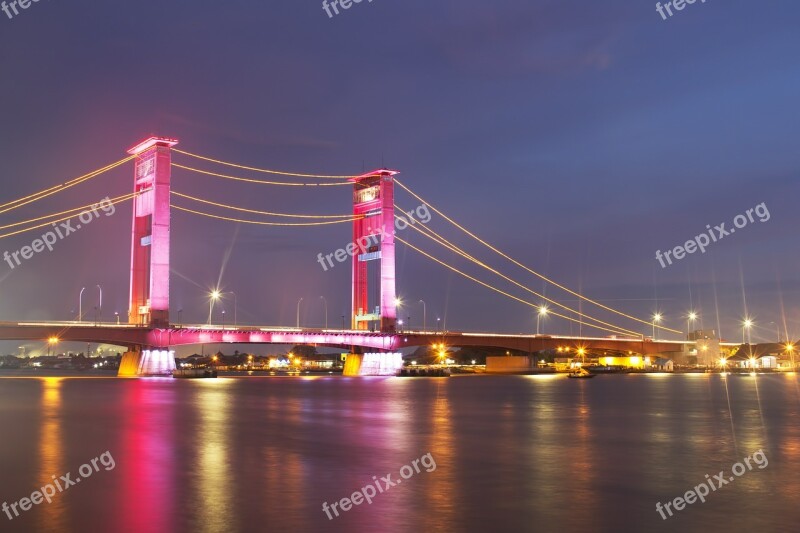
[{"x1": 0, "y1": 137, "x2": 756, "y2": 375}]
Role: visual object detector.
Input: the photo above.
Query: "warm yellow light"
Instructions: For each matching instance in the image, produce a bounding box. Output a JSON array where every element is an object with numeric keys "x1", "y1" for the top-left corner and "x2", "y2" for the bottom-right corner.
[
  {"x1": 577, "y1": 348, "x2": 586, "y2": 356},
  {"x1": 212, "y1": 355, "x2": 218, "y2": 362},
  {"x1": 47, "y1": 336, "x2": 59, "y2": 345},
  {"x1": 744, "y1": 319, "x2": 753, "y2": 328},
  {"x1": 394, "y1": 297, "x2": 402, "y2": 307},
  {"x1": 538, "y1": 306, "x2": 548, "y2": 316},
  {"x1": 749, "y1": 357, "x2": 757, "y2": 367},
  {"x1": 719, "y1": 357, "x2": 727, "y2": 366},
  {"x1": 653, "y1": 313, "x2": 662, "y2": 323},
  {"x1": 688, "y1": 312, "x2": 698, "y2": 321},
  {"x1": 630, "y1": 356, "x2": 642, "y2": 367}
]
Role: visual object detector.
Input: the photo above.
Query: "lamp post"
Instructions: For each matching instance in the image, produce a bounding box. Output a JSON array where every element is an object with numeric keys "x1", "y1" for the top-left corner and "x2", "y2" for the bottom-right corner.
[
  {"x1": 115, "y1": 311, "x2": 120, "y2": 325},
  {"x1": 78, "y1": 287, "x2": 86, "y2": 322},
  {"x1": 437, "y1": 317, "x2": 441, "y2": 333},
  {"x1": 96, "y1": 285, "x2": 102, "y2": 322},
  {"x1": 296, "y1": 297, "x2": 303, "y2": 328},
  {"x1": 768, "y1": 321, "x2": 780, "y2": 343},
  {"x1": 228, "y1": 291, "x2": 237, "y2": 327},
  {"x1": 537, "y1": 305, "x2": 548, "y2": 335},
  {"x1": 222, "y1": 309, "x2": 226, "y2": 328},
  {"x1": 47, "y1": 337, "x2": 58, "y2": 357},
  {"x1": 418, "y1": 300, "x2": 426, "y2": 332},
  {"x1": 208, "y1": 290, "x2": 221, "y2": 324},
  {"x1": 652, "y1": 313, "x2": 662, "y2": 341},
  {"x1": 687, "y1": 312, "x2": 697, "y2": 340},
  {"x1": 320, "y1": 296, "x2": 328, "y2": 329},
  {"x1": 743, "y1": 318, "x2": 753, "y2": 345}
]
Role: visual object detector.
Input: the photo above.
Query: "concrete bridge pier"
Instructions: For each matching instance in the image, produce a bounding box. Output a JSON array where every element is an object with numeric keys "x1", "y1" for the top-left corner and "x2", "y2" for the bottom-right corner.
[
  {"x1": 118, "y1": 347, "x2": 176, "y2": 377},
  {"x1": 343, "y1": 352, "x2": 404, "y2": 376}
]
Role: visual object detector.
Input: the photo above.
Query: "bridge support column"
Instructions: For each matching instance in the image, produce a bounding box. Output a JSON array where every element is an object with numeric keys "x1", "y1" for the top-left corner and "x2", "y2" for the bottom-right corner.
[
  {"x1": 127, "y1": 137, "x2": 178, "y2": 328},
  {"x1": 343, "y1": 352, "x2": 403, "y2": 376},
  {"x1": 351, "y1": 169, "x2": 399, "y2": 332},
  {"x1": 118, "y1": 347, "x2": 176, "y2": 377}
]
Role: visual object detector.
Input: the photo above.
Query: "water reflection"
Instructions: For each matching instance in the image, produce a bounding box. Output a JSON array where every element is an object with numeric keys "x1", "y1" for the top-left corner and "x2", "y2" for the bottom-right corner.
[
  {"x1": 193, "y1": 381, "x2": 236, "y2": 533},
  {"x1": 115, "y1": 380, "x2": 176, "y2": 532},
  {"x1": 37, "y1": 378, "x2": 66, "y2": 532}
]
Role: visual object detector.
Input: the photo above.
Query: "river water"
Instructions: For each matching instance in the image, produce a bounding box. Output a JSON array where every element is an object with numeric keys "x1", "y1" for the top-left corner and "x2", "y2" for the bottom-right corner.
[{"x1": 0, "y1": 372, "x2": 798, "y2": 533}]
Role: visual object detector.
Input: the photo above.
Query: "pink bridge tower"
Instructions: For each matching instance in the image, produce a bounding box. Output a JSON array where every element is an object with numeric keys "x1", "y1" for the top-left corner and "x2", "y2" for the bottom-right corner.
[
  {"x1": 127, "y1": 136, "x2": 178, "y2": 328},
  {"x1": 351, "y1": 169, "x2": 398, "y2": 332}
]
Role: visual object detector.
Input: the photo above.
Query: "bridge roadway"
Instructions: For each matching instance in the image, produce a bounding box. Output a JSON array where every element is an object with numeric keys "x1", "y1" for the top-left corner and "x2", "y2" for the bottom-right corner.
[{"x1": 0, "y1": 321, "x2": 714, "y2": 355}]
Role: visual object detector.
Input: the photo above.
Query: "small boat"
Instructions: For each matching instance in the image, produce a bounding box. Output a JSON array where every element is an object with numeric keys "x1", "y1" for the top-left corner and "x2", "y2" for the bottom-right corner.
[
  {"x1": 567, "y1": 368, "x2": 596, "y2": 379},
  {"x1": 173, "y1": 368, "x2": 218, "y2": 379}
]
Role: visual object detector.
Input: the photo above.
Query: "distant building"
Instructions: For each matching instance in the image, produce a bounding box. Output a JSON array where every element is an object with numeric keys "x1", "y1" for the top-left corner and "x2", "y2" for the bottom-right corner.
[{"x1": 651, "y1": 358, "x2": 674, "y2": 372}]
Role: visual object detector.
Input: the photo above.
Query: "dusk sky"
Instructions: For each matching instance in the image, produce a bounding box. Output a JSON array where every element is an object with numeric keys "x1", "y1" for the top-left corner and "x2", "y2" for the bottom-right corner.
[{"x1": 1, "y1": 0, "x2": 799, "y2": 353}]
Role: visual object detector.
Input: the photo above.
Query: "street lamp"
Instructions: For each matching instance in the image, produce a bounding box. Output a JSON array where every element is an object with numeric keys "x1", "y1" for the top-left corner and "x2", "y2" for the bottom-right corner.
[
  {"x1": 228, "y1": 291, "x2": 237, "y2": 327},
  {"x1": 768, "y1": 321, "x2": 780, "y2": 343},
  {"x1": 78, "y1": 287, "x2": 86, "y2": 322},
  {"x1": 687, "y1": 312, "x2": 697, "y2": 339},
  {"x1": 222, "y1": 309, "x2": 226, "y2": 328},
  {"x1": 418, "y1": 300, "x2": 426, "y2": 332},
  {"x1": 320, "y1": 296, "x2": 328, "y2": 329},
  {"x1": 47, "y1": 336, "x2": 59, "y2": 357},
  {"x1": 96, "y1": 285, "x2": 102, "y2": 323},
  {"x1": 296, "y1": 297, "x2": 304, "y2": 328},
  {"x1": 208, "y1": 290, "x2": 221, "y2": 324},
  {"x1": 743, "y1": 318, "x2": 753, "y2": 344},
  {"x1": 652, "y1": 313, "x2": 662, "y2": 341},
  {"x1": 437, "y1": 317, "x2": 441, "y2": 333},
  {"x1": 537, "y1": 305, "x2": 548, "y2": 335},
  {"x1": 114, "y1": 311, "x2": 120, "y2": 325}
]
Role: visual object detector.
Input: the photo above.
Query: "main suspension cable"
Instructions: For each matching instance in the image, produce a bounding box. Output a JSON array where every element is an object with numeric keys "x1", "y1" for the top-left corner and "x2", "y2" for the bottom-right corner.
[
  {"x1": 395, "y1": 235, "x2": 634, "y2": 337},
  {"x1": 0, "y1": 156, "x2": 134, "y2": 215},
  {"x1": 172, "y1": 191, "x2": 356, "y2": 219},
  {"x1": 0, "y1": 192, "x2": 139, "y2": 240},
  {"x1": 396, "y1": 207, "x2": 642, "y2": 337},
  {"x1": 172, "y1": 204, "x2": 361, "y2": 226},
  {"x1": 172, "y1": 149, "x2": 355, "y2": 179},
  {"x1": 0, "y1": 192, "x2": 138, "y2": 231},
  {"x1": 171, "y1": 164, "x2": 351, "y2": 187}
]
